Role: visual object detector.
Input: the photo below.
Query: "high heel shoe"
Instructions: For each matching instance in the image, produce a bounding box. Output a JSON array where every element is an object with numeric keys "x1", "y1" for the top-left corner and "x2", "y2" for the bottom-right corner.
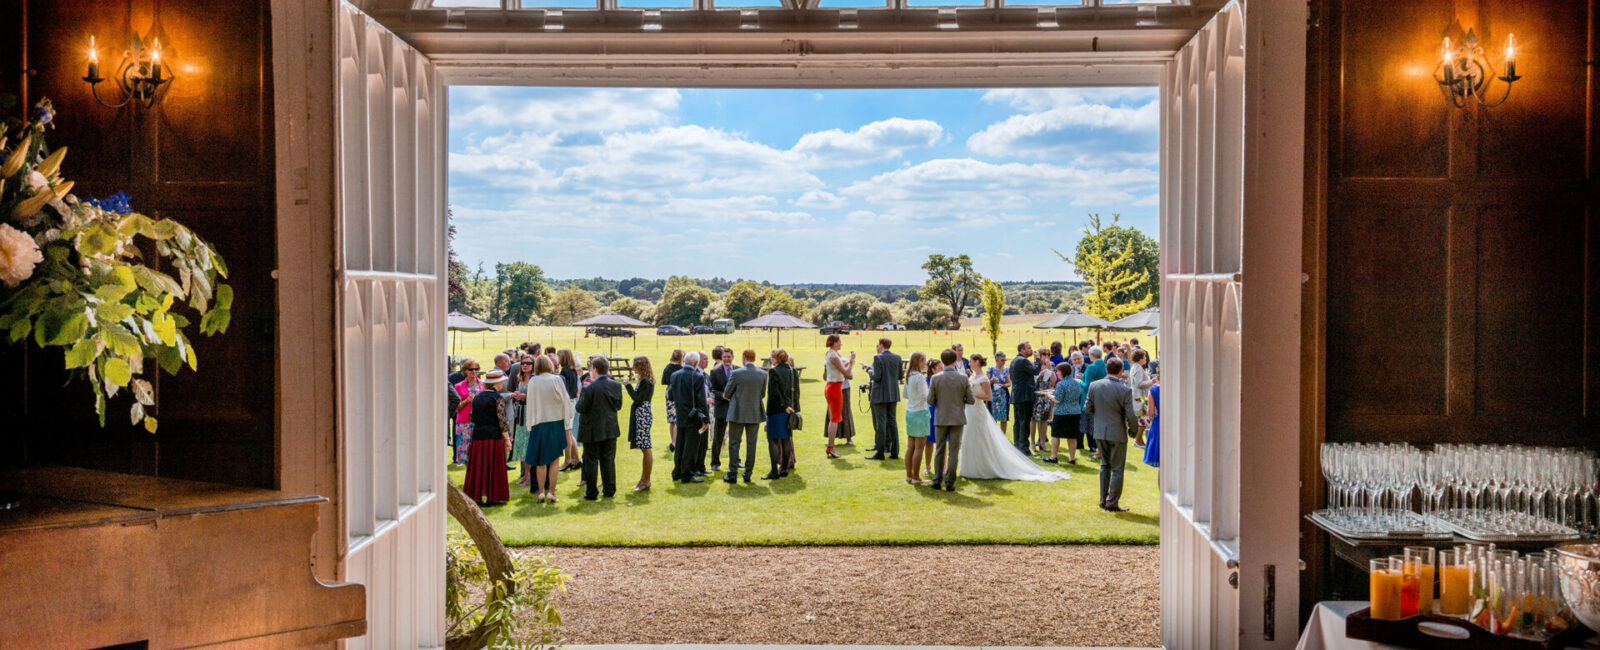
[{"x1": 825, "y1": 446, "x2": 841, "y2": 459}]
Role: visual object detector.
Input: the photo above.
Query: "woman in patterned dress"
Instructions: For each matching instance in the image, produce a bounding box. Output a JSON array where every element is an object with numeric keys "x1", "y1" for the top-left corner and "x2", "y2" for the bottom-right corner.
[
  {"x1": 625, "y1": 356, "x2": 656, "y2": 492},
  {"x1": 1031, "y1": 358, "x2": 1056, "y2": 453},
  {"x1": 510, "y1": 354, "x2": 537, "y2": 486},
  {"x1": 988, "y1": 350, "x2": 1011, "y2": 426},
  {"x1": 451, "y1": 358, "x2": 484, "y2": 465}
]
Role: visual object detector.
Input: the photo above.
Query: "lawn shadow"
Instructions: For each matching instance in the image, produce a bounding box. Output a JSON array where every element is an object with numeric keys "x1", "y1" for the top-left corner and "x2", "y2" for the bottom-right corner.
[
  {"x1": 1110, "y1": 510, "x2": 1160, "y2": 526},
  {"x1": 769, "y1": 473, "x2": 808, "y2": 495},
  {"x1": 913, "y1": 483, "x2": 993, "y2": 508},
  {"x1": 726, "y1": 481, "x2": 774, "y2": 498},
  {"x1": 666, "y1": 479, "x2": 711, "y2": 497},
  {"x1": 565, "y1": 497, "x2": 621, "y2": 514},
  {"x1": 970, "y1": 480, "x2": 1014, "y2": 497}
]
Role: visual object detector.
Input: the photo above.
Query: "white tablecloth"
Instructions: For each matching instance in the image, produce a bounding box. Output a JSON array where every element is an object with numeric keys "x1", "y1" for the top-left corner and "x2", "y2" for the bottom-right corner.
[{"x1": 1295, "y1": 602, "x2": 1410, "y2": 650}]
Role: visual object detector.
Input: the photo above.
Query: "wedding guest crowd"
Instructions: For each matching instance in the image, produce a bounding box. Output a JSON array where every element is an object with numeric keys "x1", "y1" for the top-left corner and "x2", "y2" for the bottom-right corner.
[{"x1": 448, "y1": 333, "x2": 1158, "y2": 511}]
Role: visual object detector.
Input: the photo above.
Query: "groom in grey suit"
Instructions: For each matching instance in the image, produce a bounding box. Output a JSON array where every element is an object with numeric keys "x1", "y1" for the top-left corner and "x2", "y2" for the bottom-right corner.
[
  {"x1": 721, "y1": 349, "x2": 768, "y2": 484},
  {"x1": 927, "y1": 349, "x2": 976, "y2": 492},
  {"x1": 1085, "y1": 357, "x2": 1139, "y2": 511}
]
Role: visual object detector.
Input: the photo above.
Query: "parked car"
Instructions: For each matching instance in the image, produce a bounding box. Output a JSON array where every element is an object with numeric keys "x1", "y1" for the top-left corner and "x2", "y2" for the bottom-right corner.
[
  {"x1": 712, "y1": 318, "x2": 736, "y2": 334},
  {"x1": 691, "y1": 325, "x2": 714, "y2": 335},
  {"x1": 587, "y1": 326, "x2": 636, "y2": 338},
  {"x1": 819, "y1": 321, "x2": 852, "y2": 335},
  {"x1": 875, "y1": 322, "x2": 906, "y2": 331},
  {"x1": 657, "y1": 325, "x2": 691, "y2": 336}
]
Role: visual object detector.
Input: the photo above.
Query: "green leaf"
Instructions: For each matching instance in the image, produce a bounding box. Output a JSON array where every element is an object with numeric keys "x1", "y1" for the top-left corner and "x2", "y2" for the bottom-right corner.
[
  {"x1": 94, "y1": 266, "x2": 137, "y2": 302},
  {"x1": 97, "y1": 301, "x2": 135, "y2": 325},
  {"x1": 34, "y1": 310, "x2": 87, "y2": 347},
  {"x1": 7, "y1": 317, "x2": 31, "y2": 343},
  {"x1": 152, "y1": 313, "x2": 176, "y2": 345},
  {"x1": 216, "y1": 284, "x2": 233, "y2": 310},
  {"x1": 156, "y1": 344, "x2": 182, "y2": 375},
  {"x1": 102, "y1": 324, "x2": 142, "y2": 356},
  {"x1": 103, "y1": 357, "x2": 132, "y2": 386},
  {"x1": 64, "y1": 339, "x2": 96, "y2": 369}
]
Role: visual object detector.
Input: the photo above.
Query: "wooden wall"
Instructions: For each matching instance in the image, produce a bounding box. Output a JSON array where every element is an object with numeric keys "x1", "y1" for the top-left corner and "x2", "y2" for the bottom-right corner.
[
  {"x1": 0, "y1": 0, "x2": 277, "y2": 489},
  {"x1": 1302, "y1": 0, "x2": 1599, "y2": 608}
]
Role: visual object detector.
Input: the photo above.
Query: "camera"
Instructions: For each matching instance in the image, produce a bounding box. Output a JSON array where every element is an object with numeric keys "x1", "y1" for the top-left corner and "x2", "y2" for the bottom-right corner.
[{"x1": 858, "y1": 382, "x2": 872, "y2": 394}]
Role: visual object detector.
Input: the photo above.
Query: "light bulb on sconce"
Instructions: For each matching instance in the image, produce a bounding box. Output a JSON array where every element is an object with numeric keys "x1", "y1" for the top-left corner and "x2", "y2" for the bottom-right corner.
[
  {"x1": 1435, "y1": 28, "x2": 1523, "y2": 108},
  {"x1": 81, "y1": 33, "x2": 172, "y2": 109}
]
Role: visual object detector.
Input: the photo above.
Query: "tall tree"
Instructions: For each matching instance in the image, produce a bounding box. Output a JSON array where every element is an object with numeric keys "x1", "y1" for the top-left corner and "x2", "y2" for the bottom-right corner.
[
  {"x1": 980, "y1": 279, "x2": 1005, "y2": 356},
  {"x1": 544, "y1": 287, "x2": 601, "y2": 325},
  {"x1": 1059, "y1": 213, "x2": 1154, "y2": 321},
  {"x1": 493, "y1": 262, "x2": 551, "y2": 325},
  {"x1": 722, "y1": 280, "x2": 766, "y2": 324},
  {"x1": 1072, "y1": 213, "x2": 1160, "y2": 304},
  {"x1": 445, "y1": 210, "x2": 467, "y2": 311},
  {"x1": 920, "y1": 254, "x2": 984, "y2": 330},
  {"x1": 808, "y1": 292, "x2": 880, "y2": 327},
  {"x1": 607, "y1": 296, "x2": 647, "y2": 321},
  {"x1": 653, "y1": 277, "x2": 716, "y2": 326},
  {"x1": 757, "y1": 287, "x2": 808, "y2": 319}
]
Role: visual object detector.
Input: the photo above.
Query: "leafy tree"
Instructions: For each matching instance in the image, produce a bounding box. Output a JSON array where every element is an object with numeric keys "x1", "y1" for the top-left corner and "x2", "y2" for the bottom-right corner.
[
  {"x1": 700, "y1": 298, "x2": 725, "y2": 323},
  {"x1": 920, "y1": 254, "x2": 984, "y2": 330},
  {"x1": 1023, "y1": 298, "x2": 1053, "y2": 315},
  {"x1": 594, "y1": 289, "x2": 623, "y2": 305},
  {"x1": 808, "y1": 292, "x2": 880, "y2": 327},
  {"x1": 493, "y1": 262, "x2": 550, "y2": 325},
  {"x1": 446, "y1": 211, "x2": 468, "y2": 311},
  {"x1": 1059, "y1": 213, "x2": 1154, "y2": 321},
  {"x1": 653, "y1": 277, "x2": 716, "y2": 326},
  {"x1": 607, "y1": 296, "x2": 646, "y2": 321},
  {"x1": 722, "y1": 281, "x2": 767, "y2": 324},
  {"x1": 866, "y1": 302, "x2": 899, "y2": 328},
  {"x1": 617, "y1": 277, "x2": 649, "y2": 298},
  {"x1": 544, "y1": 287, "x2": 601, "y2": 325},
  {"x1": 901, "y1": 300, "x2": 956, "y2": 330},
  {"x1": 757, "y1": 287, "x2": 808, "y2": 319},
  {"x1": 1072, "y1": 213, "x2": 1160, "y2": 304},
  {"x1": 980, "y1": 279, "x2": 1005, "y2": 356}
]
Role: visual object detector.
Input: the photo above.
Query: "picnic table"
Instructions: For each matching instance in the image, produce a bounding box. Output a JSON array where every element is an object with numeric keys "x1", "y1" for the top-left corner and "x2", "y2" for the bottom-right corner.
[{"x1": 607, "y1": 357, "x2": 635, "y2": 383}]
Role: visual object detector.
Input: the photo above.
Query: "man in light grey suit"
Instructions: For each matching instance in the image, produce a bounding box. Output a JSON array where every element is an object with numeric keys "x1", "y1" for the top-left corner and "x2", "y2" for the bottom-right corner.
[
  {"x1": 864, "y1": 338, "x2": 903, "y2": 461},
  {"x1": 926, "y1": 349, "x2": 976, "y2": 492},
  {"x1": 721, "y1": 349, "x2": 769, "y2": 484},
  {"x1": 1085, "y1": 357, "x2": 1139, "y2": 511}
]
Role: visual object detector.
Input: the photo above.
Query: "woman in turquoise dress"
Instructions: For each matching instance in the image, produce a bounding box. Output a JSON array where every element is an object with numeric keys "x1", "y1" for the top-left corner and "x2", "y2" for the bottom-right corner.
[
  {"x1": 510, "y1": 354, "x2": 536, "y2": 486},
  {"x1": 989, "y1": 351, "x2": 1011, "y2": 424}
]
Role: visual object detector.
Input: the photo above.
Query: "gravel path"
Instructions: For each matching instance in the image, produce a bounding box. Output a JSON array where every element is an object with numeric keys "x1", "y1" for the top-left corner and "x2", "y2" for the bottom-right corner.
[{"x1": 529, "y1": 545, "x2": 1159, "y2": 648}]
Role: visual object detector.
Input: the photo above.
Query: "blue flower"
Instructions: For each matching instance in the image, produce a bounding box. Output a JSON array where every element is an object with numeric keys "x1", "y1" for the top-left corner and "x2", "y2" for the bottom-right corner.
[
  {"x1": 88, "y1": 191, "x2": 133, "y2": 214},
  {"x1": 32, "y1": 100, "x2": 54, "y2": 126}
]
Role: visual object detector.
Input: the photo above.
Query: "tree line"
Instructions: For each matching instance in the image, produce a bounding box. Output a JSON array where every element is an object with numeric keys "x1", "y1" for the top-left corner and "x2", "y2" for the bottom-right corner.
[{"x1": 447, "y1": 212, "x2": 1158, "y2": 329}]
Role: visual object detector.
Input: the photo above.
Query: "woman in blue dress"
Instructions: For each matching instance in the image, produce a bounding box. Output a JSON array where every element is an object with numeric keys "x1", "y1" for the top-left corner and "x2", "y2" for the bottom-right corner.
[
  {"x1": 923, "y1": 358, "x2": 941, "y2": 479},
  {"x1": 988, "y1": 351, "x2": 1011, "y2": 425},
  {"x1": 1143, "y1": 381, "x2": 1161, "y2": 468}
]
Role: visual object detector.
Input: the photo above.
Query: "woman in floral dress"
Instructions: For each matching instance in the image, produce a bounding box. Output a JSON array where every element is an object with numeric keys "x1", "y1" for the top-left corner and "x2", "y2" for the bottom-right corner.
[
  {"x1": 452, "y1": 358, "x2": 484, "y2": 465},
  {"x1": 988, "y1": 350, "x2": 1011, "y2": 425}
]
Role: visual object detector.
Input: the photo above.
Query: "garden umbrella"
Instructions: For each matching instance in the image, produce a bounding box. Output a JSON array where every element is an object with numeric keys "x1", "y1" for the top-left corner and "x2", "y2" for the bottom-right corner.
[
  {"x1": 1033, "y1": 308, "x2": 1111, "y2": 346},
  {"x1": 571, "y1": 312, "x2": 652, "y2": 356},
  {"x1": 1107, "y1": 307, "x2": 1161, "y2": 357},
  {"x1": 740, "y1": 310, "x2": 817, "y2": 347},
  {"x1": 447, "y1": 311, "x2": 499, "y2": 356}
]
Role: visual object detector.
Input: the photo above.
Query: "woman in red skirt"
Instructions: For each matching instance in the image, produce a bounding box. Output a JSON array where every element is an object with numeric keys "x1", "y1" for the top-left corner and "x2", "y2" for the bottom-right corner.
[{"x1": 465, "y1": 369, "x2": 511, "y2": 506}]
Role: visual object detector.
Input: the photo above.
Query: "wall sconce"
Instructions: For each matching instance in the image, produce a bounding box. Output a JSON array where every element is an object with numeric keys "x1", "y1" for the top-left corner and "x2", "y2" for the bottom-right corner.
[
  {"x1": 81, "y1": 35, "x2": 171, "y2": 109},
  {"x1": 1436, "y1": 29, "x2": 1521, "y2": 108}
]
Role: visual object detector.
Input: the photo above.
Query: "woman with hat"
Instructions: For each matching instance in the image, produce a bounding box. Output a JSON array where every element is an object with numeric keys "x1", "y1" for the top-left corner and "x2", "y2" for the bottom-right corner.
[{"x1": 465, "y1": 368, "x2": 512, "y2": 506}]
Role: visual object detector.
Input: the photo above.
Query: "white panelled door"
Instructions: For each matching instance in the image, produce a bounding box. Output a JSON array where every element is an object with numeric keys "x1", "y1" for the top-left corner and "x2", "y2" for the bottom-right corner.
[
  {"x1": 1159, "y1": 1, "x2": 1303, "y2": 648},
  {"x1": 337, "y1": 3, "x2": 449, "y2": 648}
]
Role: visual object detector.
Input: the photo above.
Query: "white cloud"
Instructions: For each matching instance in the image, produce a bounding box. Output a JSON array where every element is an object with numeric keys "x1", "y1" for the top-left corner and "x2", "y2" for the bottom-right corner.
[
  {"x1": 795, "y1": 190, "x2": 847, "y2": 209},
  {"x1": 792, "y1": 118, "x2": 943, "y2": 167},
  {"x1": 451, "y1": 87, "x2": 681, "y2": 133},
  {"x1": 840, "y1": 157, "x2": 1157, "y2": 224},
  {"x1": 968, "y1": 88, "x2": 1159, "y2": 161}
]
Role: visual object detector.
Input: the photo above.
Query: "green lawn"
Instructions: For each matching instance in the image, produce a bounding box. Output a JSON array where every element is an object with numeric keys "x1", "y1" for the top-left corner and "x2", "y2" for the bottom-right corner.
[{"x1": 448, "y1": 318, "x2": 1159, "y2": 547}]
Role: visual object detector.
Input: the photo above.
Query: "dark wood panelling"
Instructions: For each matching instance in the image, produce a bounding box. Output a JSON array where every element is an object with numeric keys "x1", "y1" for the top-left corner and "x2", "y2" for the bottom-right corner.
[
  {"x1": 0, "y1": 0, "x2": 276, "y2": 490},
  {"x1": 1327, "y1": 204, "x2": 1449, "y2": 420},
  {"x1": 1337, "y1": 1, "x2": 1453, "y2": 180},
  {"x1": 1308, "y1": 0, "x2": 1600, "y2": 617}
]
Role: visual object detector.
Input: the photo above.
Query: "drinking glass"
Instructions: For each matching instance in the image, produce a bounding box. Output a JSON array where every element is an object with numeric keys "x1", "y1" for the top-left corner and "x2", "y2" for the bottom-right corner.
[
  {"x1": 1404, "y1": 546, "x2": 1437, "y2": 613},
  {"x1": 1437, "y1": 548, "x2": 1474, "y2": 617},
  {"x1": 1370, "y1": 557, "x2": 1404, "y2": 621},
  {"x1": 1390, "y1": 554, "x2": 1422, "y2": 618}
]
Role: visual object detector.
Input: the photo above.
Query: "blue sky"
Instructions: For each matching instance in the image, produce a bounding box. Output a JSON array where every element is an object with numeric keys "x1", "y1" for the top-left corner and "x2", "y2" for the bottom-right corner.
[{"x1": 447, "y1": 87, "x2": 1158, "y2": 284}]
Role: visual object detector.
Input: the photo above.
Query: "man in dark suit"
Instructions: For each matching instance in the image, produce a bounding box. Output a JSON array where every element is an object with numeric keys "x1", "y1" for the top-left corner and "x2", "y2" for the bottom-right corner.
[
  {"x1": 927, "y1": 349, "x2": 975, "y2": 492},
  {"x1": 575, "y1": 357, "x2": 624, "y2": 500},
  {"x1": 1085, "y1": 357, "x2": 1139, "y2": 512},
  {"x1": 864, "y1": 338, "x2": 903, "y2": 460},
  {"x1": 708, "y1": 347, "x2": 734, "y2": 472},
  {"x1": 721, "y1": 349, "x2": 768, "y2": 484},
  {"x1": 670, "y1": 352, "x2": 711, "y2": 483},
  {"x1": 1009, "y1": 341, "x2": 1040, "y2": 455}
]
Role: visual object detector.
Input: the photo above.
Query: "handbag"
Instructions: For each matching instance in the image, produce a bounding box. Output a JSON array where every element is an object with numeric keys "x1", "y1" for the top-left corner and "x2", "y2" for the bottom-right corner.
[{"x1": 786, "y1": 368, "x2": 803, "y2": 431}]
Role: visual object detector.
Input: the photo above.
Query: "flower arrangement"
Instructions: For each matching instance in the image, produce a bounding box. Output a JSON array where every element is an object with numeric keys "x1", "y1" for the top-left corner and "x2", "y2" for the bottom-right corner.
[{"x1": 0, "y1": 98, "x2": 231, "y2": 432}]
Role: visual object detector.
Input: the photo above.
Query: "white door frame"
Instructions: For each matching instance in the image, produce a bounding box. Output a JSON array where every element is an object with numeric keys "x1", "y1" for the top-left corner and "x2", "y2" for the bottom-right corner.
[{"x1": 271, "y1": 0, "x2": 1307, "y2": 646}]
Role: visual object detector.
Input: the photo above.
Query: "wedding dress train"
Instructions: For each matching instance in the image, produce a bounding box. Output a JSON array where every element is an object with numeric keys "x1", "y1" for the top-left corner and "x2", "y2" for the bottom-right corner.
[{"x1": 959, "y1": 376, "x2": 1070, "y2": 482}]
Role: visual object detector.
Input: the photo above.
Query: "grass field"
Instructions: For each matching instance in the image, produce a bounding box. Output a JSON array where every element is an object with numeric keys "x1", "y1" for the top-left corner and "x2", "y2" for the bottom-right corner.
[{"x1": 448, "y1": 315, "x2": 1160, "y2": 547}]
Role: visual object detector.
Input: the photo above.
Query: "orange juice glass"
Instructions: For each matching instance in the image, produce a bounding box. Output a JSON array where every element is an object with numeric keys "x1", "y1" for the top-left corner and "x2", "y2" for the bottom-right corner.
[
  {"x1": 1404, "y1": 547, "x2": 1437, "y2": 613},
  {"x1": 1438, "y1": 549, "x2": 1473, "y2": 616},
  {"x1": 1370, "y1": 558, "x2": 1404, "y2": 621}
]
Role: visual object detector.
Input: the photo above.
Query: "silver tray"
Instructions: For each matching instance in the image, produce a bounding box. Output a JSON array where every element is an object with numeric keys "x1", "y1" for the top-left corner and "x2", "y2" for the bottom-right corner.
[
  {"x1": 1307, "y1": 509, "x2": 1452, "y2": 542},
  {"x1": 1426, "y1": 510, "x2": 1582, "y2": 543}
]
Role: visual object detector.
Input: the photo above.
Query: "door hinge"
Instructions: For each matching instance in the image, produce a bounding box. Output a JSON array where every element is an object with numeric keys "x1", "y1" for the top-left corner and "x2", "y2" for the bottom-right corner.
[{"x1": 1263, "y1": 564, "x2": 1277, "y2": 641}]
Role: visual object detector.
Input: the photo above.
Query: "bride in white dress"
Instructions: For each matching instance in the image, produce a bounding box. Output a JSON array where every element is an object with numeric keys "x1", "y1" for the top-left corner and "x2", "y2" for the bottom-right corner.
[{"x1": 960, "y1": 356, "x2": 1070, "y2": 482}]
